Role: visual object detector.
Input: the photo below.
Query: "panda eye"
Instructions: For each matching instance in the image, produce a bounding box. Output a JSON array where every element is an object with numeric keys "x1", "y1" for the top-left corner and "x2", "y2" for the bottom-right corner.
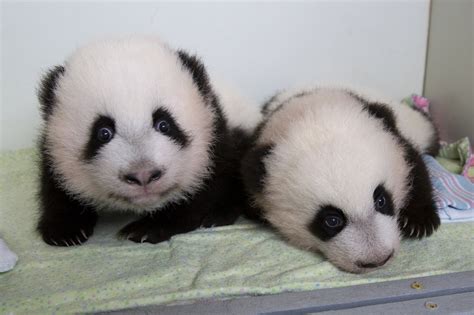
[
  {"x1": 309, "y1": 206, "x2": 346, "y2": 241},
  {"x1": 376, "y1": 195, "x2": 386, "y2": 209},
  {"x1": 373, "y1": 185, "x2": 394, "y2": 216},
  {"x1": 155, "y1": 120, "x2": 170, "y2": 134},
  {"x1": 324, "y1": 215, "x2": 344, "y2": 228},
  {"x1": 97, "y1": 127, "x2": 114, "y2": 143}
]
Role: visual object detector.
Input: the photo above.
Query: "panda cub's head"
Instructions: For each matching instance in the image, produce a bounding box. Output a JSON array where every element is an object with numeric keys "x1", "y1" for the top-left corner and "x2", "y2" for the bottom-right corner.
[
  {"x1": 39, "y1": 37, "x2": 221, "y2": 212},
  {"x1": 243, "y1": 88, "x2": 414, "y2": 273}
]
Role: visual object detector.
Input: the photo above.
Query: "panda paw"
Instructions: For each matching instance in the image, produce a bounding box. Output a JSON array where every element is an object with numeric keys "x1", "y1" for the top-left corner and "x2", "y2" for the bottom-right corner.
[
  {"x1": 399, "y1": 208, "x2": 441, "y2": 239},
  {"x1": 118, "y1": 217, "x2": 173, "y2": 244},
  {"x1": 39, "y1": 220, "x2": 94, "y2": 247}
]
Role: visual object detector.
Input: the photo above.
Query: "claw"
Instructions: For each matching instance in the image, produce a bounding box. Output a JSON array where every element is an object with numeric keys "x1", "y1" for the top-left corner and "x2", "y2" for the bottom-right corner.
[
  {"x1": 76, "y1": 236, "x2": 82, "y2": 245},
  {"x1": 51, "y1": 240, "x2": 58, "y2": 246},
  {"x1": 80, "y1": 229, "x2": 88, "y2": 239},
  {"x1": 403, "y1": 218, "x2": 409, "y2": 228},
  {"x1": 140, "y1": 235, "x2": 148, "y2": 243},
  {"x1": 63, "y1": 240, "x2": 70, "y2": 247}
]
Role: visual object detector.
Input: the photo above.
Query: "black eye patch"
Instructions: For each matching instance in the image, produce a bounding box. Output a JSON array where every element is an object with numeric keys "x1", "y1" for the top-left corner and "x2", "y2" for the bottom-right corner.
[
  {"x1": 83, "y1": 115, "x2": 115, "y2": 161},
  {"x1": 152, "y1": 108, "x2": 190, "y2": 148},
  {"x1": 373, "y1": 184, "x2": 395, "y2": 216},
  {"x1": 308, "y1": 206, "x2": 347, "y2": 241}
]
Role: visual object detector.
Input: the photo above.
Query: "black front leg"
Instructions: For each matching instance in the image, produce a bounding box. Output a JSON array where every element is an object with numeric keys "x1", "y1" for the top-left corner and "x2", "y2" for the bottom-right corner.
[
  {"x1": 398, "y1": 153, "x2": 440, "y2": 239},
  {"x1": 118, "y1": 204, "x2": 202, "y2": 244},
  {"x1": 37, "y1": 158, "x2": 97, "y2": 246}
]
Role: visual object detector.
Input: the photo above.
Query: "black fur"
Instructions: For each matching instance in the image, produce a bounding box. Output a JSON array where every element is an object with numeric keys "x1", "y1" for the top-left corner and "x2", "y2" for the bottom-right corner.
[
  {"x1": 261, "y1": 93, "x2": 281, "y2": 115},
  {"x1": 177, "y1": 50, "x2": 227, "y2": 136},
  {"x1": 348, "y1": 92, "x2": 399, "y2": 135},
  {"x1": 412, "y1": 107, "x2": 441, "y2": 156},
  {"x1": 241, "y1": 144, "x2": 273, "y2": 194},
  {"x1": 262, "y1": 90, "x2": 312, "y2": 119},
  {"x1": 351, "y1": 91, "x2": 440, "y2": 156},
  {"x1": 177, "y1": 50, "x2": 212, "y2": 99},
  {"x1": 309, "y1": 206, "x2": 347, "y2": 241},
  {"x1": 397, "y1": 144, "x2": 441, "y2": 239},
  {"x1": 240, "y1": 143, "x2": 274, "y2": 223},
  {"x1": 118, "y1": 127, "x2": 254, "y2": 243},
  {"x1": 38, "y1": 65, "x2": 65, "y2": 120},
  {"x1": 37, "y1": 137, "x2": 98, "y2": 246},
  {"x1": 37, "y1": 50, "x2": 253, "y2": 246},
  {"x1": 152, "y1": 107, "x2": 190, "y2": 148},
  {"x1": 83, "y1": 115, "x2": 116, "y2": 161},
  {"x1": 373, "y1": 184, "x2": 395, "y2": 216},
  {"x1": 355, "y1": 94, "x2": 441, "y2": 239},
  {"x1": 244, "y1": 89, "x2": 440, "y2": 241}
]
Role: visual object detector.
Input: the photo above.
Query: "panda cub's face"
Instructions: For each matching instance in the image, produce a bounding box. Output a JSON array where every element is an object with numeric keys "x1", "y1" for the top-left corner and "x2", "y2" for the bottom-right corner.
[
  {"x1": 255, "y1": 90, "x2": 410, "y2": 273},
  {"x1": 44, "y1": 38, "x2": 216, "y2": 212}
]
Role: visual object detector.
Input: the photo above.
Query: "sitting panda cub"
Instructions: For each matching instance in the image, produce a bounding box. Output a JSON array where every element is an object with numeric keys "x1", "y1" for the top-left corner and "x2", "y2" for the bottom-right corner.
[
  {"x1": 37, "y1": 37, "x2": 259, "y2": 246},
  {"x1": 241, "y1": 87, "x2": 440, "y2": 273}
]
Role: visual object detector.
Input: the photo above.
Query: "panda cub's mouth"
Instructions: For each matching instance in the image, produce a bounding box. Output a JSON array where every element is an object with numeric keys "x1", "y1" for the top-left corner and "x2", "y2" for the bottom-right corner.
[{"x1": 108, "y1": 184, "x2": 179, "y2": 207}]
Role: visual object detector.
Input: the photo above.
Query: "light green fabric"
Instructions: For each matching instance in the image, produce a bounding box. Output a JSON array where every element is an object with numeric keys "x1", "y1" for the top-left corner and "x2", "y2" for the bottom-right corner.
[
  {"x1": 436, "y1": 137, "x2": 471, "y2": 174},
  {"x1": 1, "y1": 149, "x2": 473, "y2": 314}
]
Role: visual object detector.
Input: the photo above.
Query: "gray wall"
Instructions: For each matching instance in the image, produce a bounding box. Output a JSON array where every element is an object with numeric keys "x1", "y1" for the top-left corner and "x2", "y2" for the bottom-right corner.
[
  {"x1": 1, "y1": 1, "x2": 430, "y2": 151},
  {"x1": 424, "y1": 0, "x2": 473, "y2": 143}
]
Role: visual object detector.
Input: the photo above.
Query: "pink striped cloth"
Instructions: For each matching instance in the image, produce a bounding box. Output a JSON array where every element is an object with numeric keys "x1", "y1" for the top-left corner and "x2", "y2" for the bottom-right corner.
[{"x1": 423, "y1": 155, "x2": 474, "y2": 222}]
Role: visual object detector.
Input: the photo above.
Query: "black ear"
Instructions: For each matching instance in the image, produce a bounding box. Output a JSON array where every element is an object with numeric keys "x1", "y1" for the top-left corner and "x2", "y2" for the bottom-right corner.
[
  {"x1": 177, "y1": 50, "x2": 212, "y2": 98},
  {"x1": 348, "y1": 92, "x2": 399, "y2": 135},
  {"x1": 38, "y1": 65, "x2": 65, "y2": 120},
  {"x1": 363, "y1": 102, "x2": 398, "y2": 134},
  {"x1": 176, "y1": 49, "x2": 227, "y2": 133}
]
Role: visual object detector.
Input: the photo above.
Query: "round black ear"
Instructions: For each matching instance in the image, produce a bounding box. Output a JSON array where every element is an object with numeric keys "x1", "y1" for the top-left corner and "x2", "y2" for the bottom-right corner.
[
  {"x1": 38, "y1": 65, "x2": 65, "y2": 120},
  {"x1": 176, "y1": 50, "x2": 211, "y2": 99},
  {"x1": 176, "y1": 49, "x2": 227, "y2": 133}
]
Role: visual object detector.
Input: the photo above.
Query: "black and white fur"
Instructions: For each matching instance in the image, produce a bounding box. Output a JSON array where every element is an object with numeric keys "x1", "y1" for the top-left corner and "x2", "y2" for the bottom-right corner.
[
  {"x1": 37, "y1": 37, "x2": 260, "y2": 246},
  {"x1": 242, "y1": 87, "x2": 440, "y2": 273}
]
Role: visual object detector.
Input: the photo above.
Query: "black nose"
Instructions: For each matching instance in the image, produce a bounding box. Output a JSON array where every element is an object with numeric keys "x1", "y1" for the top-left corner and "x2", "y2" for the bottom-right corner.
[
  {"x1": 121, "y1": 169, "x2": 163, "y2": 186},
  {"x1": 356, "y1": 251, "x2": 394, "y2": 269}
]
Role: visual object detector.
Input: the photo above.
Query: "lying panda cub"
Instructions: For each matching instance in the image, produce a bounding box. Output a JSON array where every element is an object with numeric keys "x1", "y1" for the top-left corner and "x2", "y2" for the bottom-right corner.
[
  {"x1": 241, "y1": 87, "x2": 440, "y2": 273},
  {"x1": 37, "y1": 37, "x2": 259, "y2": 246}
]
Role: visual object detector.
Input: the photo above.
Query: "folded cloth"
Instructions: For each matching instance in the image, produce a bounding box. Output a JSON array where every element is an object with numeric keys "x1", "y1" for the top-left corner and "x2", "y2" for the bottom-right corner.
[
  {"x1": 436, "y1": 137, "x2": 472, "y2": 175},
  {"x1": 423, "y1": 155, "x2": 474, "y2": 222},
  {"x1": 0, "y1": 238, "x2": 18, "y2": 272}
]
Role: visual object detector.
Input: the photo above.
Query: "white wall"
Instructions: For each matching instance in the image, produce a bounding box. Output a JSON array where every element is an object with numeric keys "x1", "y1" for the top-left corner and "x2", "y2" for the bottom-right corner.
[{"x1": 1, "y1": 0, "x2": 430, "y2": 151}]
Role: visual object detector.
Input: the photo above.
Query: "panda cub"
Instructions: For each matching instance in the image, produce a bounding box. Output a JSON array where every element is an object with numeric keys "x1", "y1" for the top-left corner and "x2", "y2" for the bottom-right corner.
[
  {"x1": 37, "y1": 37, "x2": 259, "y2": 246},
  {"x1": 241, "y1": 87, "x2": 440, "y2": 273}
]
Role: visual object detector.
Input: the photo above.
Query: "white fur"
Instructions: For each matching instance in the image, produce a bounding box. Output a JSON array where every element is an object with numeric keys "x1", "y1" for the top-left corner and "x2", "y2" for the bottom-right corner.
[
  {"x1": 385, "y1": 102, "x2": 436, "y2": 154},
  {"x1": 255, "y1": 88, "x2": 411, "y2": 273},
  {"x1": 338, "y1": 86, "x2": 437, "y2": 154},
  {"x1": 44, "y1": 37, "x2": 218, "y2": 212},
  {"x1": 211, "y1": 77, "x2": 262, "y2": 133},
  {"x1": 263, "y1": 84, "x2": 437, "y2": 154}
]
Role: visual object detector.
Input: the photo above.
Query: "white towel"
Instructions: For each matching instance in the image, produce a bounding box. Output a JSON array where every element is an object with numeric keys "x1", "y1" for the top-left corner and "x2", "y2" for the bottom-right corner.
[{"x1": 0, "y1": 238, "x2": 18, "y2": 272}]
